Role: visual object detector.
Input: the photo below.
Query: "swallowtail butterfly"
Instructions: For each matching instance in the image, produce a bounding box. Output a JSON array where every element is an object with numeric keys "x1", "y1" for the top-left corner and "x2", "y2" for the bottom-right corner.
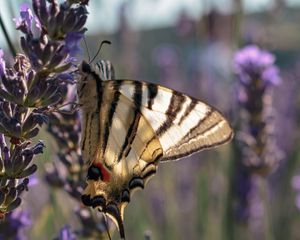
[{"x1": 77, "y1": 60, "x2": 233, "y2": 239}]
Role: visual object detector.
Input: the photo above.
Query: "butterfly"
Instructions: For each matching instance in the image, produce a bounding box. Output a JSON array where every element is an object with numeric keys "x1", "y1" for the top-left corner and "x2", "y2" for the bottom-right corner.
[{"x1": 77, "y1": 60, "x2": 233, "y2": 239}]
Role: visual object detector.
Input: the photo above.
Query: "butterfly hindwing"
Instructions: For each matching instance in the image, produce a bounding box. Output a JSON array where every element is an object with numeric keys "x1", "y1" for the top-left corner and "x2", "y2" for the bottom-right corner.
[{"x1": 79, "y1": 77, "x2": 163, "y2": 238}]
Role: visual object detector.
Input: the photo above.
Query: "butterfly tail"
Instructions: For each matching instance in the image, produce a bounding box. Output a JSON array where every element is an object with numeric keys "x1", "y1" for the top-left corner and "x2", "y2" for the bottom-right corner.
[
  {"x1": 105, "y1": 203, "x2": 127, "y2": 239},
  {"x1": 81, "y1": 182, "x2": 127, "y2": 238}
]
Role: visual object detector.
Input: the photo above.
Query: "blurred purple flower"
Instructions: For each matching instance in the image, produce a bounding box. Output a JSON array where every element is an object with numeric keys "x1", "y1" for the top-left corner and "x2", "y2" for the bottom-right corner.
[
  {"x1": 235, "y1": 168, "x2": 252, "y2": 220},
  {"x1": 295, "y1": 195, "x2": 300, "y2": 210},
  {"x1": 57, "y1": 225, "x2": 77, "y2": 240},
  {"x1": 9, "y1": 209, "x2": 31, "y2": 228},
  {"x1": 0, "y1": 209, "x2": 31, "y2": 240},
  {"x1": 232, "y1": 45, "x2": 282, "y2": 236},
  {"x1": 292, "y1": 176, "x2": 300, "y2": 191},
  {"x1": 234, "y1": 45, "x2": 282, "y2": 172},
  {"x1": 292, "y1": 176, "x2": 300, "y2": 210},
  {"x1": 0, "y1": 49, "x2": 5, "y2": 76},
  {"x1": 234, "y1": 45, "x2": 281, "y2": 86},
  {"x1": 28, "y1": 174, "x2": 39, "y2": 187}
]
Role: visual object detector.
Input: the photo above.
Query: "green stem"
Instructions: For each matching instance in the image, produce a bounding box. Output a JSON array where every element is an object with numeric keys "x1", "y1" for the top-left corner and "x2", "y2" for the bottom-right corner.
[{"x1": 223, "y1": 140, "x2": 239, "y2": 240}]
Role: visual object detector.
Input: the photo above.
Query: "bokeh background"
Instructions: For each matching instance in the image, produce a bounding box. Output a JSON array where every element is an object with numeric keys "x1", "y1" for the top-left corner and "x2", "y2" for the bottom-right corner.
[{"x1": 1, "y1": 0, "x2": 300, "y2": 239}]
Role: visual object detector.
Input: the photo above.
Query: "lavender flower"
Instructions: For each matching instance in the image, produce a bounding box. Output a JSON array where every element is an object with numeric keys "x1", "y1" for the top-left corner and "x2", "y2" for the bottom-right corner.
[
  {"x1": 234, "y1": 45, "x2": 281, "y2": 173},
  {"x1": 13, "y1": 3, "x2": 41, "y2": 34},
  {"x1": 9, "y1": 0, "x2": 100, "y2": 237},
  {"x1": 231, "y1": 45, "x2": 282, "y2": 238},
  {"x1": 0, "y1": 134, "x2": 44, "y2": 215},
  {"x1": 55, "y1": 225, "x2": 77, "y2": 240},
  {"x1": 0, "y1": 209, "x2": 31, "y2": 240},
  {"x1": 0, "y1": 0, "x2": 87, "y2": 218},
  {"x1": 46, "y1": 88, "x2": 110, "y2": 238},
  {"x1": 63, "y1": 32, "x2": 84, "y2": 57},
  {"x1": 234, "y1": 45, "x2": 281, "y2": 86},
  {"x1": 292, "y1": 176, "x2": 300, "y2": 209}
]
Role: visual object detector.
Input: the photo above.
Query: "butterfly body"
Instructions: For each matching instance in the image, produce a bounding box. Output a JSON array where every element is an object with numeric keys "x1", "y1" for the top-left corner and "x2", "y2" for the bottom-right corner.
[{"x1": 77, "y1": 60, "x2": 233, "y2": 239}]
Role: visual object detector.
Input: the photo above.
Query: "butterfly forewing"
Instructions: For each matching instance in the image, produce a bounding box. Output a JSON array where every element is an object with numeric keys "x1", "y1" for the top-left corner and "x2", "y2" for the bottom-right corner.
[
  {"x1": 78, "y1": 61, "x2": 233, "y2": 239},
  {"x1": 116, "y1": 80, "x2": 233, "y2": 161}
]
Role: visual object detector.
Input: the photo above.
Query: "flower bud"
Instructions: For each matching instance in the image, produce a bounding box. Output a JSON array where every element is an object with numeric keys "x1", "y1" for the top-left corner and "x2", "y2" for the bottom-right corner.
[
  {"x1": 6, "y1": 197, "x2": 21, "y2": 212},
  {"x1": 23, "y1": 127, "x2": 39, "y2": 139},
  {"x1": 17, "y1": 164, "x2": 37, "y2": 179},
  {"x1": 4, "y1": 188, "x2": 17, "y2": 206}
]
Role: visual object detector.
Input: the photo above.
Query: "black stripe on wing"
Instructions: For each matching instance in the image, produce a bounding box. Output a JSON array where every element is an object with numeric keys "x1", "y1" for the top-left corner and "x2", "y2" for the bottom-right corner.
[
  {"x1": 180, "y1": 109, "x2": 213, "y2": 141},
  {"x1": 156, "y1": 92, "x2": 185, "y2": 137},
  {"x1": 178, "y1": 98, "x2": 197, "y2": 125},
  {"x1": 118, "y1": 81, "x2": 143, "y2": 162},
  {"x1": 147, "y1": 83, "x2": 158, "y2": 109},
  {"x1": 88, "y1": 112, "x2": 96, "y2": 159},
  {"x1": 102, "y1": 81, "x2": 122, "y2": 167},
  {"x1": 95, "y1": 75, "x2": 103, "y2": 112},
  {"x1": 81, "y1": 113, "x2": 90, "y2": 151}
]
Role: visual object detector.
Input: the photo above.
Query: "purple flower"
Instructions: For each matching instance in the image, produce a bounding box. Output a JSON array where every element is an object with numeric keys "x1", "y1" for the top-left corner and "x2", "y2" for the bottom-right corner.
[
  {"x1": 9, "y1": 209, "x2": 31, "y2": 228},
  {"x1": 13, "y1": 3, "x2": 40, "y2": 34},
  {"x1": 0, "y1": 209, "x2": 31, "y2": 240},
  {"x1": 57, "y1": 73, "x2": 75, "y2": 84},
  {"x1": 262, "y1": 66, "x2": 281, "y2": 85},
  {"x1": 292, "y1": 176, "x2": 300, "y2": 191},
  {"x1": 0, "y1": 49, "x2": 5, "y2": 76},
  {"x1": 234, "y1": 45, "x2": 281, "y2": 86},
  {"x1": 63, "y1": 32, "x2": 84, "y2": 57},
  {"x1": 0, "y1": 0, "x2": 88, "y2": 224},
  {"x1": 57, "y1": 225, "x2": 77, "y2": 240},
  {"x1": 292, "y1": 176, "x2": 300, "y2": 210},
  {"x1": 232, "y1": 45, "x2": 282, "y2": 230},
  {"x1": 13, "y1": 4, "x2": 33, "y2": 28}
]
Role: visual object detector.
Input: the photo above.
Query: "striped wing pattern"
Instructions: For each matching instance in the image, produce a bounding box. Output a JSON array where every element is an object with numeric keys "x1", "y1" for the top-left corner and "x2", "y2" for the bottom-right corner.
[
  {"x1": 118, "y1": 81, "x2": 233, "y2": 161},
  {"x1": 78, "y1": 61, "x2": 233, "y2": 239}
]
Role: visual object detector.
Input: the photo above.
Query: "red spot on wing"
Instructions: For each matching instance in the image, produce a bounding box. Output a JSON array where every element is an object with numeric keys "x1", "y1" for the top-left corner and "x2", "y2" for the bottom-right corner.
[{"x1": 94, "y1": 162, "x2": 111, "y2": 182}]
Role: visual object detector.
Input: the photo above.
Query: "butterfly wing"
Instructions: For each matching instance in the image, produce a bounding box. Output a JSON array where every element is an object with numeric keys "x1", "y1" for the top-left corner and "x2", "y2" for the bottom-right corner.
[
  {"x1": 80, "y1": 80, "x2": 164, "y2": 238},
  {"x1": 117, "y1": 80, "x2": 233, "y2": 161},
  {"x1": 79, "y1": 78, "x2": 233, "y2": 238}
]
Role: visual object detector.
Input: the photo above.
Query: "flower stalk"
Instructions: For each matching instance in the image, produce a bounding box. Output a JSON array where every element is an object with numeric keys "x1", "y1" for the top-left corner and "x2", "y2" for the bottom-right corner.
[
  {"x1": 0, "y1": 0, "x2": 87, "y2": 220},
  {"x1": 230, "y1": 45, "x2": 282, "y2": 239}
]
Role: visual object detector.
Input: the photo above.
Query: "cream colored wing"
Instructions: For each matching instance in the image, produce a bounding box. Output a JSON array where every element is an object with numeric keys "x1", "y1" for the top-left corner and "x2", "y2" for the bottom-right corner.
[
  {"x1": 81, "y1": 80, "x2": 164, "y2": 239},
  {"x1": 79, "y1": 74, "x2": 233, "y2": 239},
  {"x1": 116, "y1": 80, "x2": 233, "y2": 161}
]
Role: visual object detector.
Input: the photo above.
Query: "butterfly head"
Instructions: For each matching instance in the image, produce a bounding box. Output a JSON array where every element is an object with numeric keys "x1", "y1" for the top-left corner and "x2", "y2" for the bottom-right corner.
[
  {"x1": 79, "y1": 60, "x2": 115, "y2": 81},
  {"x1": 77, "y1": 61, "x2": 99, "y2": 111},
  {"x1": 77, "y1": 60, "x2": 116, "y2": 112}
]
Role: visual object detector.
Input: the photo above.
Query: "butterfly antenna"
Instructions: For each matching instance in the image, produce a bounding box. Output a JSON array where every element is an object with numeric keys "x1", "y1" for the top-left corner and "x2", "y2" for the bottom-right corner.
[
  {"x1": 83, "y1": 37, "x2": 91, "y2": 62},
  {"x1": 103, "y1": 214, "x2": 112, "y2": 240},
  {"x1": 89, "y1": 40, "x2": 111, "y2": 64}
]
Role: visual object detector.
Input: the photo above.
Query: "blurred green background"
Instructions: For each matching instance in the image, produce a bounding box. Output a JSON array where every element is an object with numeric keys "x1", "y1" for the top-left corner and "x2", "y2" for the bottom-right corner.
[{"x1": 2, "y1": 0, "x2": 300, "y2": 239}]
